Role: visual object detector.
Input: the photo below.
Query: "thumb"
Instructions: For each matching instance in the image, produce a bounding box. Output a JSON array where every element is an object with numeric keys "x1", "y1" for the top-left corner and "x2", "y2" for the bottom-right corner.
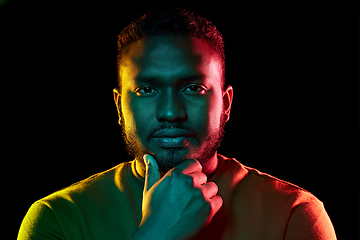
[{"x1": 143, "y1": 154, "x2": 160, "y2": 193}]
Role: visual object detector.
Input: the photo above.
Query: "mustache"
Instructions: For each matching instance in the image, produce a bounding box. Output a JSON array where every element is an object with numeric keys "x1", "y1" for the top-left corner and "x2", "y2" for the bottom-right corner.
[{"x1": 146, "y1": 123, "x2": 200, "y2": 143}]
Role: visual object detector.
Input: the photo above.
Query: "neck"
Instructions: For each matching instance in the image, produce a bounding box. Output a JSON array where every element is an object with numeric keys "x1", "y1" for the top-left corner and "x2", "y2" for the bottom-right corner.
[
  {"x1": 201, "y1": 152, "x2": 219, "y2": 179},
  {"x1": 135, "y1": 152, "x2": 219, "y2": 180}
]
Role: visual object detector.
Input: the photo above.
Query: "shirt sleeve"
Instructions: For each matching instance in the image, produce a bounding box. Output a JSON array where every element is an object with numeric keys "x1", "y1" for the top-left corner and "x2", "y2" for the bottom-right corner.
[
  {"x1": 284, "y1": 197, "x2": 337, "y2": 240},
  {"x1": 18, "y1": 201, "x2": 65, "y2": 240}
]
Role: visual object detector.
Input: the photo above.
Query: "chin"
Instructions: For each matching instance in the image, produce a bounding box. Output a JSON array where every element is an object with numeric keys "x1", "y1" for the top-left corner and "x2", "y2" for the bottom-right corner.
[{"x1": 151, "y1": 147, "x2": 193, "y2": 173}]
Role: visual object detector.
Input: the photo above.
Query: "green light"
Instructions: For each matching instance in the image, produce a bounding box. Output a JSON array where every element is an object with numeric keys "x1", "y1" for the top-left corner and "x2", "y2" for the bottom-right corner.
[{"x1": 0, "y1": 0, "x2": 10, "y2": 7}]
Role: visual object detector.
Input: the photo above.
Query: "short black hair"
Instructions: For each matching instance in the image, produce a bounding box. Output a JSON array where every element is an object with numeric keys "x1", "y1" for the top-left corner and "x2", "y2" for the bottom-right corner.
[{"x1": 116, "y1": 7, "x2": 225, "y2": 90}]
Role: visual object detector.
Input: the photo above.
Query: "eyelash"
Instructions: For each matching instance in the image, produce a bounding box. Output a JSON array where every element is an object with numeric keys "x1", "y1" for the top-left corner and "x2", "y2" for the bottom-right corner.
[
  {"x1": 135, "y1": 85, "x2": 207, "y2": 96},
  {"x1": 183, "y1": 85, "x2": 207, "y2": 93},
  {"x1": 135, "y1": 87, "x2": 158, "y2": 95}
]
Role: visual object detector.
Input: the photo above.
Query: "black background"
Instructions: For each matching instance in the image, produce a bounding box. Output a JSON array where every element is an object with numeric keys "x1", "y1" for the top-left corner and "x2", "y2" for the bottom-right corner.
[{"x1": 2, "y1": 1, "x2": 357, "y2": 239}]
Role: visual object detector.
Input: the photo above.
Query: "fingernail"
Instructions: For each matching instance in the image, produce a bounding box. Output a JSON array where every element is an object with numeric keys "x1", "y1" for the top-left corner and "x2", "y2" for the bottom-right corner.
[{"x1": 143, "y1": 154, "x2": 150, "y2": 165}]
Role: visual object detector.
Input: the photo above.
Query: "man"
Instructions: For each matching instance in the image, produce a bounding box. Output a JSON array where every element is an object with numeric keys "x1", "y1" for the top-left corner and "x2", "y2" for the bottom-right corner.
[{"x1": 18, "y1": 7, "x2": 336, "y2": 239}]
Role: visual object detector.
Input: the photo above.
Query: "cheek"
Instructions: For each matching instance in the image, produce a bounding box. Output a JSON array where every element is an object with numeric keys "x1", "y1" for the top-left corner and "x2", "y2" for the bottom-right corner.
[
  {"x1": 121, "y1": 92, "x2": 155, "y2": 142},
  {"x1": 188, "y1": 92, "x2": 223, "y2": 136},
  {"x1": 207, "y1": 95, "x2": 223, "y2": 130},
  {"x1": 121, "y1": 92, "x2": 136, "y2": 129}
]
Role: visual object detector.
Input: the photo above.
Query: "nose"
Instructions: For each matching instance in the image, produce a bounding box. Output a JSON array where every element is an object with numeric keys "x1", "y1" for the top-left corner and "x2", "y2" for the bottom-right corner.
[{"x1": 156, "y1": 89, "x2": 187, "y2": 123}]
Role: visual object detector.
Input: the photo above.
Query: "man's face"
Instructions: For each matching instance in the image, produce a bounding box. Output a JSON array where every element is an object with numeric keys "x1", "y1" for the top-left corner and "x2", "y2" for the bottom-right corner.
[{"x1": 115, "y1": 36, "x2": 232, "y2": 175}]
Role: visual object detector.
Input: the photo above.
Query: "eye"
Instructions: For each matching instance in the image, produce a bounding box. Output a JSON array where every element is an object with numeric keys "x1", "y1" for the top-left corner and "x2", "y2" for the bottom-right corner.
[
  {"x1": 183, "y1": 85, "x2": 207, "y2": 94},
  {"x1": 135, "y1": 87, "x2": 158, "y2": 96}
]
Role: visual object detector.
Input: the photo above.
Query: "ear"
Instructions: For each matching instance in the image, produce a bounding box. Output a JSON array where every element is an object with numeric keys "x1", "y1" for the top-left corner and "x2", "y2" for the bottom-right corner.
[
  {"x1": 222, "y1": 85, "x2": 233, "y2": 122},
  {"x1": 113, "y1": 88, "x2": 122, "y2": 122}
]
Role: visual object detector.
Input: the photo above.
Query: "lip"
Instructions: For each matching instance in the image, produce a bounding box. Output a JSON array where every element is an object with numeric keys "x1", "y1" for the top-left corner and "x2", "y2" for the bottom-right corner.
[
  {"x1": 152, "y1": 136, "x2": 191, "y2": 148},
  {"x1": 152, "y1": 129, "x2": 192, "y2": 138},
  {"x1": 151, "y1": 129, "x2": 192, "y2": 148}
]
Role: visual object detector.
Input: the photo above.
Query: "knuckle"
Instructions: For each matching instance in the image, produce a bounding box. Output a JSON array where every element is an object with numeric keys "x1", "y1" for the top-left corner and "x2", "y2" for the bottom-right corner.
[
  {"x1": 202, "y1": 172, "x2": 208, "y2": 182},
  {"x1": 193, "y1": 159, "x2": 202, "y2": 168},
  {"x1": 202, "y1": 201, "x2": 211, "y2": 213},
  {"x1": 196, "y1": 159, "x2": 202, "y2": 167},
  {"x1": 187, "y1": 158, "x2": 197, "y2": 164},
  {"x1": 209, "y1": 182, "x2": 218, "y2": 190},
  {"x1": 171, "y1": 169, "x2": 194, "y2": 186},
  {"x1": 195, "y1": 186, "x2": 204, "y2": 197},
  {"x1": 171, "y1": 167, "x2": 182, "y2": 178},
  {"x1": 187, "y1": 158, "x2": 202, "y2": 168},
  {"x1": 183, "y1": 174, "x2": 194, "y2": 186}
]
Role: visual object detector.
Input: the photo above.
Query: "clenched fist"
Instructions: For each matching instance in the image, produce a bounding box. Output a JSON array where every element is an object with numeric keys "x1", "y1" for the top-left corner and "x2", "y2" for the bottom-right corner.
[{"x1": 132, "y1": 154, "x2": 223, "y2": 240}]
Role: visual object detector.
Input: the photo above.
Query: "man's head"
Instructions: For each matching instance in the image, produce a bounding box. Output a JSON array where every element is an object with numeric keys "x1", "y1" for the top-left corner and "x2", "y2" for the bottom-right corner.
[
  {"x1": 116, "y1": 7, "x2": 226, "y2": 92},
  {"x1": 114, "y1": 8, "x2": 233, "y2": 176}
]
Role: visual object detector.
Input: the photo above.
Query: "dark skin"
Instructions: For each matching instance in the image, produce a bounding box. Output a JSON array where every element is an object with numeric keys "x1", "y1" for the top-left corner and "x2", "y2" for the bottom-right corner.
[{"x1": 114, "y1": 36, "x2": 233, "y2": 239}]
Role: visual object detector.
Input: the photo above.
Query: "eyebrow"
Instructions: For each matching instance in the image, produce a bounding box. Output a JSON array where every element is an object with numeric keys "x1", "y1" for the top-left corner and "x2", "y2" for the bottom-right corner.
[
  {"x1": 135, "y1": 74, "x2": 206, "y2": 84},
  {"x1": 179, "y1": 74, "x2": 205, "y2": 82}
]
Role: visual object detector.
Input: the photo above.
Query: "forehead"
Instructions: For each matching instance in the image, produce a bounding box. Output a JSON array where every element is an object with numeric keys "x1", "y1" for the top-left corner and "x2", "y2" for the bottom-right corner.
[{"x1": 119, "y1": 36, "x2": 222, "y2": 85}]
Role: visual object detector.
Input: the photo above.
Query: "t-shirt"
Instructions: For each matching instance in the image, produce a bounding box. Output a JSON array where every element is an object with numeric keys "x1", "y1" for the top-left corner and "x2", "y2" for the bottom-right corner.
[{"x1": 18, "y1": 155, "x2": 336, "y2": 239}]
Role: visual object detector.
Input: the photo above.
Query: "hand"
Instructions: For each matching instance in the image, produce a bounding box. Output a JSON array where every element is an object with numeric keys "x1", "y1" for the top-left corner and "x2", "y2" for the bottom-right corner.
[{"x1": 132, "y1": 154, "x2": 223, "y2": 240}]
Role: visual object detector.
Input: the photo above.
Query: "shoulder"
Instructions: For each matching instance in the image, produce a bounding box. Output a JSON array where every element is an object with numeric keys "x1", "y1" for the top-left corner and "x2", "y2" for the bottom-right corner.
[
  {"x1": 216, "y1": 155, "x2": 336, "y2": 239},
  {"x1": 18, "y1": 200, "x2": 66, "y2": 239},
  {"x1": 18, "y1": 162, "x2": 132, "y2": 239},
  {"x1": 244, "y1": 163, "x2": 313, "y2": 201},
  {"x1": 44, "y1": 162, "x2": 130, "y2": 203},
  {"x1": 216, "y1": 154, "x2": 323, "y2": 212}
]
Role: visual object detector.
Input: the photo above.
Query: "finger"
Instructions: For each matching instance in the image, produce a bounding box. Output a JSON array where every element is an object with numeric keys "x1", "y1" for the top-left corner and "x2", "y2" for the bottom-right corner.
[
  {"x1": 143, "y1": 154, "x2": 160, "y2": 193},
  {"x1": 199, "y1": 181, "x2": 219, "y2": 199},
  {"x1": 188, "y1": 171, "x2": 207, "y2": 187},
  {"x1": 180, "y1": 159, "x2": 203, "y2": 175},
  {"x1": 210, "y1": 195, "x2": 223, "y2": 214},
  {"x1": 207, "y1": 195, "x2": 223, "y2": 224}
]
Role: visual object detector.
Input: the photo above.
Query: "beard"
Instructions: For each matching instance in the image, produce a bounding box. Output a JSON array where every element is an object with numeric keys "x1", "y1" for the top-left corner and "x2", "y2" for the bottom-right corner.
[{"x1": 120, "y1": 112, "x2": 226, "y2": 176}]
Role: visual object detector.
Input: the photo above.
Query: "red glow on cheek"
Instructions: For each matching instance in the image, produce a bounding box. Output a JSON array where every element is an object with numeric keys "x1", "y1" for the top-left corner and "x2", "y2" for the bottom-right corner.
[{"x1": 204, "y1": 58, "x2": 224, "y2": 127}]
